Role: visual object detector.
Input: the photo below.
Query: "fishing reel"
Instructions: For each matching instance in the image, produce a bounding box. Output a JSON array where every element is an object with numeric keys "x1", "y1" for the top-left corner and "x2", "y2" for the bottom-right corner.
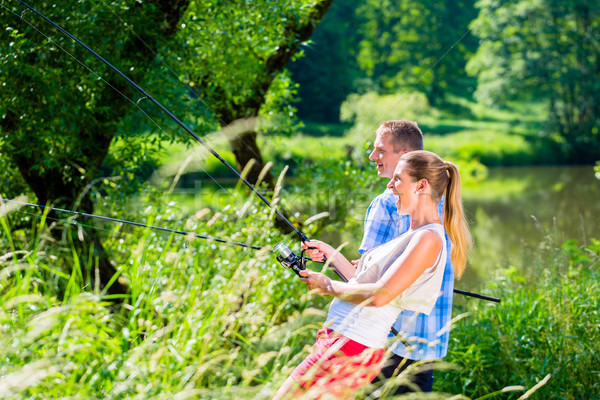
[{"x1": 274, "y1": 242, "x2": 307, "y2": 276}]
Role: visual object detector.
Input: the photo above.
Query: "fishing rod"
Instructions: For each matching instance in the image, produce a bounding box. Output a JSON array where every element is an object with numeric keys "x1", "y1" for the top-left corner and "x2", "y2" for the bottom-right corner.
[
  {"x1": 12, "y1": 0, "x2": 351, "y2": 279},
  {"x1": 1, "y1": 199, "x2": 261, "y2": 250},
  {"x1": 9, "y1": 2, "x2": 500, "y2": 304}
]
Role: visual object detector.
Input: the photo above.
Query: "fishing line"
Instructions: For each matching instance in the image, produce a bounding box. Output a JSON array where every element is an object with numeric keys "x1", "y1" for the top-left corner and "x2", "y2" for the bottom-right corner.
[
  {"x1": 1, "y1": 199, "x2": 262, "y2": 250},
  {"x1": 12, "y1": 0, "x2": 307, "y2": 242}
]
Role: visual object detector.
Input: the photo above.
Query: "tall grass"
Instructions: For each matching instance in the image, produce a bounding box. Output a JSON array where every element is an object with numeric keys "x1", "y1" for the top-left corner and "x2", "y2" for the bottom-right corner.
[
  {"x1": 437, "y1": 237, "x2": 600, "y2": 399},
  {"x1": 2, "y1": 167, "x2": 598, "y2": 399},
  {"x1": 0, "y1": 191, "x2": 328, "y2": 399}
]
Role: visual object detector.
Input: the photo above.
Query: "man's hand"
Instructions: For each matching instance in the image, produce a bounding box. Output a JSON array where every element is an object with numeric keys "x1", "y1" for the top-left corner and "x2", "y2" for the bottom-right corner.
[{"x1": 301, "y1": 239, "x2": 336, "y2": 262}]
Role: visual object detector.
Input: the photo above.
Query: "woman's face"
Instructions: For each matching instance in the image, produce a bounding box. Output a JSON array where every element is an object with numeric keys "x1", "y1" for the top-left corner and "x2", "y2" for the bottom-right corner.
[{"x1": 387, "y1": 160, "x2": 419, "y2": 215}]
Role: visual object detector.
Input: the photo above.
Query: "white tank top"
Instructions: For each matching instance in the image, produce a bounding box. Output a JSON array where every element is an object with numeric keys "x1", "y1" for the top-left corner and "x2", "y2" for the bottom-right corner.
[{"x1": 325, "y1": 223, "x2": 447, "y2": 348}]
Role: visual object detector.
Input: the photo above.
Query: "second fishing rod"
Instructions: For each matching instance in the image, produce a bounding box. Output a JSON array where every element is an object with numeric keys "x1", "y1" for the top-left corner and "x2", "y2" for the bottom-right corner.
[{"x1": 2, "y1": 198, "x2": 501, "y2": 303}]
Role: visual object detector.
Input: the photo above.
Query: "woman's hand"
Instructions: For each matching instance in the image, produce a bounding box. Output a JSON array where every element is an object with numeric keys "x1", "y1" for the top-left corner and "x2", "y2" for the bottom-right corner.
[
  {"x1": 301, "y1": 240, "x2": 336, "y2": 262},
  {"x1": 299, "y1": 269, "x2": 334, "y2": 295},
  {"x1": 301, "y1": 239, "x2": 357, "y2": 281}
]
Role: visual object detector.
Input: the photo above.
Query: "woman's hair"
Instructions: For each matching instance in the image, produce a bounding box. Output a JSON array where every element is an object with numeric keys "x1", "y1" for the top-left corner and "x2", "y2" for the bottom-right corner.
[{"x1": 400, "y1": 150, "x2": 472, "y2": 278}]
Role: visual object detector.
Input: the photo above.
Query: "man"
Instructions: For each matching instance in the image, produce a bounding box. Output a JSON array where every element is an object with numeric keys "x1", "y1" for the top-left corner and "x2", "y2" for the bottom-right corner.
[{"x1": 359, "y1": 120, "x2": 454, "y2": 395}]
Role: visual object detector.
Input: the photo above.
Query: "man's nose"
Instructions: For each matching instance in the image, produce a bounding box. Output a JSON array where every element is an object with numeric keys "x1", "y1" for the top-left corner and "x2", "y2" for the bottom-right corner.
[{"x1": 368, "y1": 150, "x2": 377, "y2": 161}]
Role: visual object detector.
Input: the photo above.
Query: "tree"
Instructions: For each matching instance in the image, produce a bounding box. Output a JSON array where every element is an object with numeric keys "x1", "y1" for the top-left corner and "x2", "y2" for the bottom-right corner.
[
  {"x1": 177, "y1": 0, "x2": 335, "y2": 188},
  {"x1": 467, "y1": 0, "x2": 600, "y2": 162},
  {"x1": 290, "y1": 0, "x2": 479, "y2": 116},
  {"x1": 0, "y1": 0, "x2": 190, "y2": 296}
]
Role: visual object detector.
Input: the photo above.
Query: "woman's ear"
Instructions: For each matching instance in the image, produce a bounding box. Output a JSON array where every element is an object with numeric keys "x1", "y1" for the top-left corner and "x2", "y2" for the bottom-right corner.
[{"x1": 416, "y1": 179, "x2": 428, "y2": 194}]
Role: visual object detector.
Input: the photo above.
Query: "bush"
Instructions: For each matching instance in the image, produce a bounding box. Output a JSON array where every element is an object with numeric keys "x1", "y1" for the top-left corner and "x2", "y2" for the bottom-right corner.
[
  {"x1": 340, "y1": 91, "x2": 437, "y2": 144},
  {"x1": 437, "y1": 238, "x2": 600, "y2": 399}
]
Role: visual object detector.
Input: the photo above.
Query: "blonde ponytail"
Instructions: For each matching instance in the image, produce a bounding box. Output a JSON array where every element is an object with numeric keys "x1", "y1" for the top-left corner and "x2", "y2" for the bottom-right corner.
[
  {"x1": 443, "y1": 161, "x2": 472, "y2": 278},
  {"x1": 400, "y1": 151, "x2": 473, "y2": 278}
]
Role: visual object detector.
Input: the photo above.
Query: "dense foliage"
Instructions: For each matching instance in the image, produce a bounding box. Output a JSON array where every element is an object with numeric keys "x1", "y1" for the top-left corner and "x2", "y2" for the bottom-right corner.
[
  {"x1": 467, "y1": 0, "x2": 600, "y2": 163},
  {"x1": 0, "y1": 0, "x2": 188, "y2": 206}
]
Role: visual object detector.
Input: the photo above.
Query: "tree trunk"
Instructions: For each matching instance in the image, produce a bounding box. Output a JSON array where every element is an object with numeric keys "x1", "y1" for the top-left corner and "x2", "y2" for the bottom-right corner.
[
  {"x1": 11, "y1": 125, "x2": 129, "y2": 297},
  {"x1": 229, "y1": 130, "x2": 275, "y2": 189}
]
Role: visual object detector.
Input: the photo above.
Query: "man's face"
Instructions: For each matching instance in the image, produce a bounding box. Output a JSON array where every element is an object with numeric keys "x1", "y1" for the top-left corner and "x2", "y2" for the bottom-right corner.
[{"x1": 368, "y1": 133, "x2": 403, "y2": 179}]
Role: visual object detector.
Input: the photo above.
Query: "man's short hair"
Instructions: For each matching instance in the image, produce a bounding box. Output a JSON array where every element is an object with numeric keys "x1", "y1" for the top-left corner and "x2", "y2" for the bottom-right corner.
[{"x1": 376, "y1": 120, "x2": 424, "y2": 152}]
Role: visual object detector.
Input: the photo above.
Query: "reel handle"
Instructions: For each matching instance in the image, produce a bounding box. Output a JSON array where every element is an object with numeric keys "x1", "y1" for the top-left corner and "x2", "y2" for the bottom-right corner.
[{"x1": 305, "y1": 246, "x2": 348, "y2": 283}]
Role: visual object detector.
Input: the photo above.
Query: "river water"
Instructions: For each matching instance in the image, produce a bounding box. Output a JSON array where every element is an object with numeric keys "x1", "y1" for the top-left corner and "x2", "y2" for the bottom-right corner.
[{"x1": 460, "y1": 165, "x2": 600, "y2": 290}]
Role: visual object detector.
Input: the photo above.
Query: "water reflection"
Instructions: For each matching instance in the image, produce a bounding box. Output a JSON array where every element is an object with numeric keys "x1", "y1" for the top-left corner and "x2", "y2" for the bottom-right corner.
[{"x1": 462, "y1": 166, "x2": 600, "y2": 290}]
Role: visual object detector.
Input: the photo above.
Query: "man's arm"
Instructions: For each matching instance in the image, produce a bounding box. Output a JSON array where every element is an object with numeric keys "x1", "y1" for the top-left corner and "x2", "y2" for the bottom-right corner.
[{"x1": 359, "y1": 191, "x2": 406, "y2": 255}]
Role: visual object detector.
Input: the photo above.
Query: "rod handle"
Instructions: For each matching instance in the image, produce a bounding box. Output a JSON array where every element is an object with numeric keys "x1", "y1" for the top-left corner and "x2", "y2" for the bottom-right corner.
[{"x1": 453, "y1": 288, "x2": 501, "y2": 303}]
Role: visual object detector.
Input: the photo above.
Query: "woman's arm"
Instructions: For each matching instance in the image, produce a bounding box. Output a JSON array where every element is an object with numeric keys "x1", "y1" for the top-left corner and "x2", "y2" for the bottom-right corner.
[
  {"x1": 301, "y1": 240, "x2": 357, "y2": 281},
  {"x1": 300, "y1": 229, "x2": 442, "y2": 307}
]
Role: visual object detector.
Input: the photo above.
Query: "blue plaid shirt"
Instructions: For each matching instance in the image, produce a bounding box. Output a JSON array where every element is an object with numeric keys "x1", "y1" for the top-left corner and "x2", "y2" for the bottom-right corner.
[{"x1": 358, "y1": 190, "x2": 454, "y2": 361}]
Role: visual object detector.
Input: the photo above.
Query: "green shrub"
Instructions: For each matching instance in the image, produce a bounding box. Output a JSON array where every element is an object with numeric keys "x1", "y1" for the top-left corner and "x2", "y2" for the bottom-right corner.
[
  {"x1": 437, "y1": 238, "x2": 600, "y2": 399},
  {"x1": 340, "y1": 91, "x2": 437, "y2": 144}
]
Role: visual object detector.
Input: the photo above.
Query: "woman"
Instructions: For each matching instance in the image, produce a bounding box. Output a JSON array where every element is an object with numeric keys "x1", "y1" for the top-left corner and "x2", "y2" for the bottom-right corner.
[{"x1": 273, "y1": 151, "x2": 472, "y2": 399}]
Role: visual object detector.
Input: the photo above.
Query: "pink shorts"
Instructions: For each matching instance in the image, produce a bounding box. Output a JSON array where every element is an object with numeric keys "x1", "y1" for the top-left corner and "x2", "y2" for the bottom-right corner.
[{"x1": 290, "y1": 328, "x2": 386, "y2": 397}]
